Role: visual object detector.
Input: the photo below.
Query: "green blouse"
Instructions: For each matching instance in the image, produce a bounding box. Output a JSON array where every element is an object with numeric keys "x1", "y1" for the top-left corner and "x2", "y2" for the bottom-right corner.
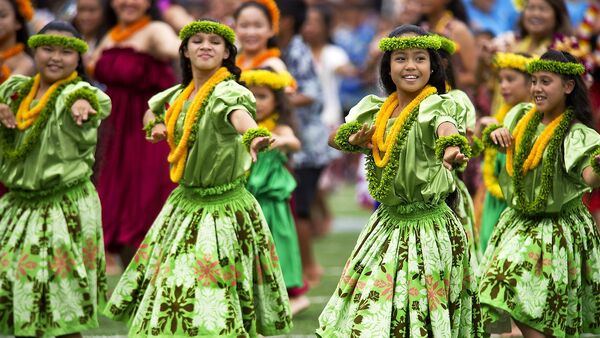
[
  {"x1": 0, "y1": 75, "x2": 111, "y2": 190},
  {"x1": 148, "y1": 80, "x2": 256, "y2": 188},
  {"x1": 346, "y1": 93, "x2": 465, "y2": 206},
  {"x1": 444, "y1": 89, "x2": 476, "y2": 131},
  {"x1": 499, "y1": 102, "x2": 600, "y2": 213}
]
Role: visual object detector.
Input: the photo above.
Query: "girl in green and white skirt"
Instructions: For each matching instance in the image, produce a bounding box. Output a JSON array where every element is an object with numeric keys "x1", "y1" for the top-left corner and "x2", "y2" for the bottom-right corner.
[
  {"x1": 317, "y1": 24, "x2": 483, "y2": 337},
  {"x1": 104, "y1": 20, "x2": 292, "y2": 337},
  {"x1": 0, "y1": 21, "x2": 111, "y2": 337},
  {"x1": 480, "y1": 50, "x2": 600, "y2": 337}
]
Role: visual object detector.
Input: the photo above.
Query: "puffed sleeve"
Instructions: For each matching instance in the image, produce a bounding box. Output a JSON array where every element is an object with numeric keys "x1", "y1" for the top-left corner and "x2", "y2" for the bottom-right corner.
[
  {"x1": 417, "y1": 94, "x2": 463, "y2": 136},
  {"x1": 56, "y1": 81, "x2": 111, "y2": 145},
  {"x1": 442, "y1": 89, "x2": 476, "y2": 131},
  {"x1": 344, "y1": 95, "x2": 385, "y2": 125},
  {"x1": 502, "y1": 102, "x2": 532, "y2": 133},
  {"x1": 563, "y1": 123, "x2": 600, "y2": 180},
  {"x1": 207, "y1": 80, "x2": 257, "y2": 134},
  {"x1": 0, "y1": 75, "x2": 30, "y2": 105},
  {"x1": 147, "y1": 84, "x2": 184, "y2": 116}
]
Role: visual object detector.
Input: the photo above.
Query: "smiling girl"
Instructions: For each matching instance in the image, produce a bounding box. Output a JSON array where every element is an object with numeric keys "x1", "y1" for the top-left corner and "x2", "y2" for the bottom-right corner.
[
  {"x1": 317, "y1": 24, "x2": 483, "y2": 337},
  {"x1": 104, "y1": 20, "x2": 292, "y2": 337},
  {"x1": 0, "y1": 21, "x2": 111, "y2": 338},
  {"x1": 0, "y1": 0, "x2": 34, "y2": 83},
  {"x1": 480, "y1": 50, "x2": 600, "y2": 337}
]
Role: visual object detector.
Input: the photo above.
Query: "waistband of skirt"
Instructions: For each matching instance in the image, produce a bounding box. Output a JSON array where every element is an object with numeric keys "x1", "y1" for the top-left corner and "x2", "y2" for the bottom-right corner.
[
  {"x1": 513, "y1": 197, "x2": 584, "y2": 218},
  {"x1": 8, "y1": 177, "x2": 91, "y2": 201},
  {"x1": 380, "y1": 201, "x2": 448, "y2": 220},
  {"x1": 178, "y1": 176, "x2": 247, "y2": 201}
]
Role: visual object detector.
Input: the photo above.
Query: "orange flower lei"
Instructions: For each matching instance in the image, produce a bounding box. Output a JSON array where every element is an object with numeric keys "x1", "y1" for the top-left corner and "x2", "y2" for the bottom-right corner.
[
  {"x1": 0, "y1": 43, "x2": 25, "y2": 82},
  {"x1": 244, "y1": 0, "x2": 280, "y2": 33},
  {"x1": 372, "y1": 85, "x2": 437, "y2": 167},
  {"x1": 108, "y1": 15, "x2": 151, "y2": 43},
  {"x1": 236, "y1": 48, "x2": 281, "y2": 71},
  {"x1": 258, "y1": 113, "x2": 279, "y2": 132},
  {"x1": 15, "y1": 71, "x2": 78, "y2": 130},
  {"x1": 15, "y1": 0, "x2": 34, "y2": 21},
  {"x1": 165, "y1": 67, "x2": 232, "y2": 182},
  {"x1": 482, "y1": 102, "x2": 512, "y2": 199},
  {"x1": 506, "y1": 105, "x2": 565, "y2": 176}
]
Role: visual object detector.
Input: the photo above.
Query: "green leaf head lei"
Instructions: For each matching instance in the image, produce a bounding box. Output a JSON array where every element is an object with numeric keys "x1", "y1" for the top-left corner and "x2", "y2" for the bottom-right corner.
[
  {"x1": 527, "y1": 58, "x2": 585, "y2": 76},
  {"x1": 179, "y1": 20, "x2": 236, "y2": 45},
  {"x1": 378, "y1": 35, "x2": 442, "y2": 52},
  {"x1": 28, "y1": 34, "x2": 88, "y2": 54}
]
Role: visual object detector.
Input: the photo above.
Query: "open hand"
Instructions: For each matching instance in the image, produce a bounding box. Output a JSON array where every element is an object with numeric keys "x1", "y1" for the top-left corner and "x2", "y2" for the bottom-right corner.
[
  {"x1": 147, "y1": 123, "x2": 167, "y2": 143},
  {"x1": 348, "y1": 123, "x2": 376, "y2": 149},
  {"x1": 0, "y1": 103, "x2": 15, "y2": 129},
  {"x1": 443, "y1": 146, "x2": 469, "y2": 170},
  {"x1": 490, "y1": 127, "x2": 513, "y2": 148},
  {"x1": 250, "y1": 136, "x2": 273, "y2": 162},
  {"x1": 71, "y1": 99, "x2": 97, "y2": 126}
]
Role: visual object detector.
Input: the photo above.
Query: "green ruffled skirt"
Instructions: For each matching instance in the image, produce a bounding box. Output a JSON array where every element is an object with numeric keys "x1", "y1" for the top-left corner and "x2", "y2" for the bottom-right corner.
[
  {"x1": 317, "y1": 202, "x2": 483, "y2": 337},
  {"x1": 478, "y1": 201, "x2": 600, "y2": 337},
  {"x1": 479, "y1": 192, "x2": 506, "y2": 252},
  {"x1": 0, "y1": 179, "x2": 107, "y2": 337},
  {"x1": 104, "y1": 181, "x2": 292, "y2": 337}
]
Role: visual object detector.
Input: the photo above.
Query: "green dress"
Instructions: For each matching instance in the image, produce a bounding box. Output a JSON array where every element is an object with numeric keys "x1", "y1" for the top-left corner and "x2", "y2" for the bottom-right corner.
[
  {"x1": 0, "y1": 75, "x2": 111, "y2": 337},
  {"x1": 104, "y1": 80, "x2": 292, "y2": 337},
  {"x1": 317, "y1": 94, "x2": 483, "y2": 337},
  {"x1": 478, "y1": 103, "x2": 600, "y2": 337},
  {"x1": 479, "y1": 152, "x2": 507, "y2": 252},
  {"x1": 444, "y1": 89, "x2": 480, "y2": 271},
  {"x1": 247, "y1": 149, "x2": 303, "y2": 289}
]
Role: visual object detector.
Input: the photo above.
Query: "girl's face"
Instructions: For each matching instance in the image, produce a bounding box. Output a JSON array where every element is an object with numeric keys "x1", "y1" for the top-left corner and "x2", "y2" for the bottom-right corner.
[
  {"x1": 390, "y1": 41, "x2": 432, "y2": 94},
  {"x1": 499, "y1": 68, "x2": 531, "y2": 106},
  {"x1": 301, "y1": 8, "x2": 326, "y2": 45},
  {"x1": 530, "y1": 71, "x2": 573, "y2": 114},
  {"x1": 34, "y1": 31, "x2": 80, "y2": 84},
  {"x1": 0, "y1": 0, "x2": 20, "y2": 41},
  {"x1": 75, "y1": 0, "x2": 104, "y2": 37},
  {"x1": 184, "y1": 32, "x2": 229, "y2": 72},
  {"x1": 523, "y1": 0, "x2": 556, "y2": 37},
  {"x1": 111, "y1": 0, "x2": 150, "y2": 25},
  {"x1": 235, "y1": 6, "x2": 273, "y2": 54},
  {"x1": 250, "y1": 85, "x2": 276, "y2": 121}
]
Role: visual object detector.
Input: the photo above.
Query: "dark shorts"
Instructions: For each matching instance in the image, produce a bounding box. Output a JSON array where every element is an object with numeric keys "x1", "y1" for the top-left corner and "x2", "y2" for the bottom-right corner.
[{"x1": 294, "y1": 166, "x2": 324, "y2": 219}]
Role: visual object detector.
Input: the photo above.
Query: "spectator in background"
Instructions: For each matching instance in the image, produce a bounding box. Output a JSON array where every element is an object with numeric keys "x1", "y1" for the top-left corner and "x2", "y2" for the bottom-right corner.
[
  {"x1": 73, "y1": 0, "x2": 108, "y2": 64},
  {"x1": 465, "y1": 0, "x2": 519, "y2": 36},
  {"x1": 277, "y1": 0, "x2": 330, "y2": 288},
  {"x1": 89, "y1": 0, "x2": 180, "y2": 269},
  {"x1": 332, "y1": 0, "x2": 378, "y2": 114},
  {"x1": 0, "y1": 0, "x2": 35, "y2": 81}
]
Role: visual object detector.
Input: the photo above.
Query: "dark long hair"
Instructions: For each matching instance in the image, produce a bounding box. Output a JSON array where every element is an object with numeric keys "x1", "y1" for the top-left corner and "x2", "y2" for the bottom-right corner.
[
  {"x1": 179, "y1": 19, "x2": 242, "y2": 85},
  {"x1": 233, "y1": 1, "x2": 278, "y2": 49},
  {"x1": 37, "y1": 21, "x2": 89, "y2": 82},
  {"x1": 419, "y1": 0, "x2": 469, "y2": 25},
  {"x1": 105, "y1": 0, "x2": 162, "y2": 28},
  {"x1": 438, "y1": 48, "x2": 456, "y2": 89},
  {"x1": 72, "y1": 0, "x2": 109, "y2": 46},
  {"x1": 308, "y1": 3, "x2": 335, "y2": 44},
  {"x1": 276, "y1": 0, "x2": 307, "y2": 34},
  {"x1": 379, "y1": 25, "x2": 446, "y2": 95},
  {"x1": 8, "y1": 0, "x2": 30, "y2": 52},
  {"x1": 537, "y1": 50, "x2": 593, "y2": 128},
  {"x1": 517, "y1": 0, "x2": 572, "y2": 38}
]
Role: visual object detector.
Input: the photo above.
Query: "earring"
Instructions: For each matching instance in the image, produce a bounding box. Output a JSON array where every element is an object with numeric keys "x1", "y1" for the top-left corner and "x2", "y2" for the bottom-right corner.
[{"x1": 431, "y1": 70, "x2": 434, "y2": 73}]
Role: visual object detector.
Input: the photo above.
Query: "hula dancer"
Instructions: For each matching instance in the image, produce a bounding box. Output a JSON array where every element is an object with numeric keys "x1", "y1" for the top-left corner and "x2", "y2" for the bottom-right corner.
[
  {"x1": 0, "y1": 21, "x2": 111, "y2": 337},
  {"x1": 480, "y1": 50, "x2": 600, "y2": 337},
  {"x1": 104, "y1": 20, "x2": 292, "y2": 337},
  {"x1": 317, "y1": 25, "x2": 483, "y2": 337},
  {"x1": 479, "y1": 52, "x2": 532, "y2": 252}
]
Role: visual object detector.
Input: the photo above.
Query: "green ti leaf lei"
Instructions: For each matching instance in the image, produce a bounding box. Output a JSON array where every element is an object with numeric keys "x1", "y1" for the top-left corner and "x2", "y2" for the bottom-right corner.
[
  {"x1": 590, "y1": 146, "x2": 600, "y2": 176},
  {"x1": 365, "y1": 91, "x2": 436, "y2": 201},
  {"x1": 0, "y1": 76, "x2": 81, "y2": 161},
  {"x1": 512, "y1": 107, "x2": 574, "y2": 215}
]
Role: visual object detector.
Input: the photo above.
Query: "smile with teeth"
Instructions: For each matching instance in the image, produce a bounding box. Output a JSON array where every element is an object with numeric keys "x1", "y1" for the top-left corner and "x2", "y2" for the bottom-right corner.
[
  {"x1": 403, "y1": 75, "x2": 418, "y2": 79},
  {"x1": 534, "y1": 96, "x2": 546, "y2": 102}
]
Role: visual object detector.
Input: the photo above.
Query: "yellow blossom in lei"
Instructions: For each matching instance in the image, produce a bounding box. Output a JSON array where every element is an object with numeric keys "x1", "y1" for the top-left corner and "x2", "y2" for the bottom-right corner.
[
  {"x1": 258, "y1": 113, "x2": 279, "y2": 132},
  {"x1": 506, "y1": 105, "x2": 538, "y2": 176}
]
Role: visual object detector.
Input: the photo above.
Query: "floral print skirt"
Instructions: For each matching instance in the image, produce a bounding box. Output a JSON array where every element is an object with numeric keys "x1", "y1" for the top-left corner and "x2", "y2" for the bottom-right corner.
[
  {"x1": 455, "y1": 178, "x2": 480, "y2": 274},
  {"x1": 104, "y1": 184, "x2": 292, "y2": 337},
  {"x1": 478, "y1": 202, "x2": 600, "y2": 337},
  {"x1": 0, "y1": 180, "x2": 107, "y2": 337},
  {"x1": 317, "y1": 202, "x2": 483, "y2": 337}
]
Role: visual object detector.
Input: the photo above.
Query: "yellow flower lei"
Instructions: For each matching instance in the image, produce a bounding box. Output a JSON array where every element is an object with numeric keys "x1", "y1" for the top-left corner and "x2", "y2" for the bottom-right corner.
[
  {"x1": 240, "y1": 69, "x2": 294, "y2": 90},
  {"x1": 493, "y1": 52, "x2": 531, "y2": 72},
  {"x1": 15, "y1": 71, "x2": 78, "y2": 130},
  {"x1": 482, "y1": 102, "x2": 512, "y2": 198},
  {"x1": 372, "y1": 85, "x2": 437, "y2": 167},
  {"x1": 258, "y1": 113, "x2": 279, "y2": 132},
  {"x1": 165, "y1": 67, "x2": 232, "y2": 182},
  {"x1": 506, "y1": 105, "x2": 565, "y2": 176}
]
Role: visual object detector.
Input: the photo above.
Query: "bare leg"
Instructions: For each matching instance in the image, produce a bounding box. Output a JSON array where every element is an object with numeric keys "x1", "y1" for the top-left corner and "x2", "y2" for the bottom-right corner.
[
  {"x1": 514, "y1": 320, "x2": 548, "y2": 338},
  {"x1": 593, "y1": 211, "x2": 600, "y2": 232},
  {"x1": 119, "y1": 245, "x2": 137, "y2": 267},
  {"x1": 296, "y1": 217, "x2": 323, "y2": 288},
  {"x1": 311, "y1": 189, "x2": 333, "y2": 238}
]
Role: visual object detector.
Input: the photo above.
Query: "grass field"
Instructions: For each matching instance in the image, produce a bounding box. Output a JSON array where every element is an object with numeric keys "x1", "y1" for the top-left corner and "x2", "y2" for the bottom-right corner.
[{"x1": 83, "y1": 184, "x2": 369, "y2": 337}]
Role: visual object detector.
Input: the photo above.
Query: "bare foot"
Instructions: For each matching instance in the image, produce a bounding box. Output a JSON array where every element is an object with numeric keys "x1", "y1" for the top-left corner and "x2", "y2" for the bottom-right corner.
[
  {"x1": 289, "y1": 295, "x2": 310, "y2": 315},
  {"x1": 105, "y1": 252, "x2": 123, "y2": 276},
  {"x1": 304, "y1": 264, "x2": 323, "y2": 289}
]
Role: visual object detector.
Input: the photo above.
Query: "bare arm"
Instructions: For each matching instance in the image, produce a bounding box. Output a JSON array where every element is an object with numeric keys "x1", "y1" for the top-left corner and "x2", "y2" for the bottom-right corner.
[
  {"x1": 583, "y1": 155, "x2": 600, "y2": 188},
  {"x1": 162, "y1": 4, "x2": 195, "y2": 32},
  {"x1": 437, "y1": 121, "x2": 469, "y2": 170},
  {"x1": 229, "y1": 109, "x2": 272, "y2": 161},
  {"x1": 272, "y1": 125, "x2": 301, "y2": 153},
  {"x1": 452, "y1": 23, "x2": 478, "y2": 88},
  {"x1": 149, "y1": 22, "x2": 181, "y2": 60}
]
